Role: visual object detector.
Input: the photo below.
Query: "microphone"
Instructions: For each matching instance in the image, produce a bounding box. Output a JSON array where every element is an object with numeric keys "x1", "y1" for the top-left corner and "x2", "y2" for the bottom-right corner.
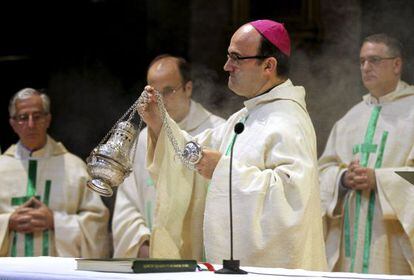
[
  {"x1": 234, "y1": 122, "x2": 244, "y2": 134},
  {"x1": 215, "y1": 122, "x2": 247, "y2": 275}
]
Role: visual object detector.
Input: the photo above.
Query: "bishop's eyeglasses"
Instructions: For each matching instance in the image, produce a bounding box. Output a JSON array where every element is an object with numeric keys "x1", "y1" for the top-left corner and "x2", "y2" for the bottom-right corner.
[{"x1": 227, "y1": 52, "x2": 269, "y2": 65}]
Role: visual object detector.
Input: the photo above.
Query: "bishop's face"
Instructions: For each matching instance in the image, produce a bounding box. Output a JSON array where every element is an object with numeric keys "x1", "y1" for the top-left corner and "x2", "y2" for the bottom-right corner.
[{"x1": 223, "y1": 24, "x2": 269, "y2": 99}]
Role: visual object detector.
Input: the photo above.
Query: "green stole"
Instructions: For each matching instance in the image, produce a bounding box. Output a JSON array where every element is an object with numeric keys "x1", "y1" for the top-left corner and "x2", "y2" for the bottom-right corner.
[
  {"x1": 344, "y1": 106, "x2": 388, "y2": 273},
  {"x1": 11, "y1": 159, "x2": 52, "y2": 256}
]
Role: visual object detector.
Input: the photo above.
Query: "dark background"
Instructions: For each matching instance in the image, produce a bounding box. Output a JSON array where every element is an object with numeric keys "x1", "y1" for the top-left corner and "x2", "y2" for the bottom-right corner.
[
  {"x1": 1, "y1": 0, "x2": 414, "y2": 158},
  {"x1": 1, "y1": 0, "x2": 414, "y2": 241}
]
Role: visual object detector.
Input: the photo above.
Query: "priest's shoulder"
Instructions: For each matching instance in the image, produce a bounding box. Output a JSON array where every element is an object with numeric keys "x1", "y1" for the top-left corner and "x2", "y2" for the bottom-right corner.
[
  {"x1": 0, "y1": 144, "x2": 17, "y2": 160},
  {"x1": 208, "y1": 114, "x2": 226, "y2": 126},
  {"x1": 0, "y1": 145, "x2": 21, "y2": 170},
  {"x1": 336, "y1": 100, "x2": 367, "y2": 124},
  {"x1": 51, "y1": 140, "x2": 88, "y2": 169}
]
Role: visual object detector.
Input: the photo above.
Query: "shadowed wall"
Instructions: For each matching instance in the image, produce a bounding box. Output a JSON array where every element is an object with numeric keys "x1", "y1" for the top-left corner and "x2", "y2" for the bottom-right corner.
[{"x1": 1, "y1": 0, "x2": 413, "y2": 158}]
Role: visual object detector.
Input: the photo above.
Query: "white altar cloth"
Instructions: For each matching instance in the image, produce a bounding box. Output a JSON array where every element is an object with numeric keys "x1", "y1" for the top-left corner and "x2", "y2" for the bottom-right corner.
[{"x1": 0, "y1": 257, "x2": 413, "y2": 280}]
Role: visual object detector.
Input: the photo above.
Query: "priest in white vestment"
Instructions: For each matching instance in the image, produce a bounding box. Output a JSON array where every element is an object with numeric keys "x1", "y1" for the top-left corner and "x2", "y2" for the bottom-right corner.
[
  {"x1": 0, "y1": 88, "x2": 109, "y2": 257},
  {"x1": 319, "y1": 34, "x2": 414, "y2": 274},
  {"x1": 138, "y1": 20, "x2": 327, "y2": 270},
  {"x1": 112, "y1": 55, "x2": 224, "y2": 259}
]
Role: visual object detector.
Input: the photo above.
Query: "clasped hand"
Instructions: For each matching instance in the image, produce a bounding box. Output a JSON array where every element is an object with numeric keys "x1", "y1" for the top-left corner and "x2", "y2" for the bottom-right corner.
[
  {"x1": 342, "y1": 159, "x2": 377, "y2": 191},
  {"x1": 9, "y1": 197, "x2": 54, "y2": 233}
]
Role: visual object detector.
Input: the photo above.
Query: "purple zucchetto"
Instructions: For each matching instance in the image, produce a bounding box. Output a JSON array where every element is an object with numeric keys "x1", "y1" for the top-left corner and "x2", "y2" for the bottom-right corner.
[{"x1": 250, "y1": 19, "x2": 291, "y2": 57}]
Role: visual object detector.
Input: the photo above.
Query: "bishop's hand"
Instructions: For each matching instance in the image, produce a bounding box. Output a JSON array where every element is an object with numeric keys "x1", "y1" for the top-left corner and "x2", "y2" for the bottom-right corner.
[
  {"x1": 195, "y1": 149, "x2": 222, "y2": 179},
  {"x1": 137, "y1": 86, "x2": 163, "y2": 140}
]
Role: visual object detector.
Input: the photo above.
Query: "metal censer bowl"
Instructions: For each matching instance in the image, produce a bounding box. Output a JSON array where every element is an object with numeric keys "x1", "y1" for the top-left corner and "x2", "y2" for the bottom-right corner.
[{"x1": 86, "y1": 121, "x2": 137, "y2": 197}]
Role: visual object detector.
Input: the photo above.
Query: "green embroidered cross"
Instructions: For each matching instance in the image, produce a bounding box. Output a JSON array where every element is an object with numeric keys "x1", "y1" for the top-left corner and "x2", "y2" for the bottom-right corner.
[
  {"x1": 11, "y1": 160, "x2": 38, "y2": 256},
  {"x1": 11, "y1": 196, "x2": 39, "y2": 257},
  {"x1": 352, "y1": 106, "x2": 382, "y2": 166},
  {"x1": 345, "y1": 106, "x2": 389, "y2": 273},
  {"x1": 10, "y1": 160, "x2": 51, "y2": 256}
]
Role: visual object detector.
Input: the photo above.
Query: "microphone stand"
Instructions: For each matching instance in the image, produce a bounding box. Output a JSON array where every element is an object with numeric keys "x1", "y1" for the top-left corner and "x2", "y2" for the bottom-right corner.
[{"x1": 215, "y1": 123, "x2": 247, "y2": 275}]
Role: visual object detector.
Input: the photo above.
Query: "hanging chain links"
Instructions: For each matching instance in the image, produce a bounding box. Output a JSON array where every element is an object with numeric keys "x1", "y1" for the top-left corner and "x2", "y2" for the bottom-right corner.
[
  {"x1": 137, "y1": 89, "x2": 202, "y2": 170},
  {"x1": 98, "y1": 97, "x2": 143, "y2": 146}
]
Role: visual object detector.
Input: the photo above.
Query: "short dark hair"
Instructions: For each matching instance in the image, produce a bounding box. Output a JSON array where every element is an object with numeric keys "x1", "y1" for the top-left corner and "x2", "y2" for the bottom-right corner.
[
  {"x1": 363, "y1": 33, "x2": 403, "y2": 58},
  {"x1": 257, "y1": 36, "x2": 290, "y2": 77},
  {"x1": 148, "y1": 54, "x2": 192, "y2": 84}
]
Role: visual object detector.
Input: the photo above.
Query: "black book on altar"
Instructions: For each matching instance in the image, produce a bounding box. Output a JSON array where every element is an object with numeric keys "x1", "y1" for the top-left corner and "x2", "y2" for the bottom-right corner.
[
  {"x1": 395, "y1": 171, "x2": 414, "y2": 185},
  {"x1": 76, "y1": 258, "x2": 197, "y2": 273}
]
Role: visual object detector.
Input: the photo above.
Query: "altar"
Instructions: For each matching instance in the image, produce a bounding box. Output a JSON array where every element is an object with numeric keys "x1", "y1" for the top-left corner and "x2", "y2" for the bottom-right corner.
[{"x1": 0, "y1": 257, "x2": 413, "y2": 280}]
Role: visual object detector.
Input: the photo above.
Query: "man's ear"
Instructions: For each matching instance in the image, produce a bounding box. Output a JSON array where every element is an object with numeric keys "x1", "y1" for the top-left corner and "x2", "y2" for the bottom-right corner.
[
  {"x1": 393, "y1": 57, "x2": 402, "y2": 75},
  {"x1": 184, "y1": 81, "x2": 193, "y2": 98},
  {"x1": 9, "y1": 118, "x2": 18, "y2": 134},
  {"x1": 264, "y1": 57, "x2": 277, "y2": 74},
  {"x1": 45, "y1": 113, "x2": 52, "y2": 129}
]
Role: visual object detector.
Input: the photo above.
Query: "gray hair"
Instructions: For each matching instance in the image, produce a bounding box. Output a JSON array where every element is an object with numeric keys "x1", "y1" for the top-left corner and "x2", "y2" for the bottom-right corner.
[
  {"x1": 363, "y1": 33, "x2": 403, "y2": 58},
  {"x1": 8, "y1": 88, "x2": 50, "y2": 117}
]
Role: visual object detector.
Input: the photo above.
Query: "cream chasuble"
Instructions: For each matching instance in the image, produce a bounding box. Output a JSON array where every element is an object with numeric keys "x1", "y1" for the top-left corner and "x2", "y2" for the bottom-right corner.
[
  {"x1": 147, "y1": 80, "x2": 327, "y2": 270},
  {"x1": 319, "y1": 81, "x2": 414, "y2": 274},
  {"x1": 0, "y1": 136, "x2": 109, "y2": 257},
  {"x1": 112, "y1": 100, "x2": 224, "y2": 258}
]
